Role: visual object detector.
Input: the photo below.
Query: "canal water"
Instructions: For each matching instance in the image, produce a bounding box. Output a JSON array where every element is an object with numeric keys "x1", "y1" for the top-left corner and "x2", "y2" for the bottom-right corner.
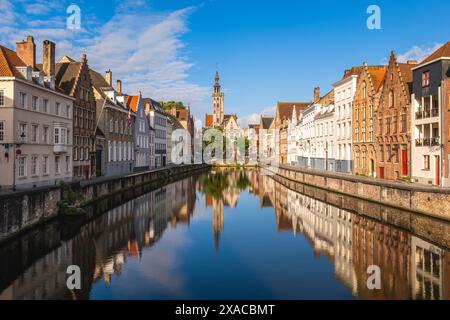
[{"x1": 1, "y1": 169, "x2": 450, "y2": 300}]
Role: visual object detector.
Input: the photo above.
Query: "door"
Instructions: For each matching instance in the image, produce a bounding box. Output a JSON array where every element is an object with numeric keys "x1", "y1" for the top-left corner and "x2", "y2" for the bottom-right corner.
[
  {"x1": 380, "y1": 167, "x2": 385, "y2": 179},
  {"x1": 435, "y1": 156, "x2": 440, "y2": 186},
  {"x1": 401, "y1": 149, "x2": 408, "y2": 176},
  {"x1": 96, "y1": 150, "x2": 102, "y2": 177}
]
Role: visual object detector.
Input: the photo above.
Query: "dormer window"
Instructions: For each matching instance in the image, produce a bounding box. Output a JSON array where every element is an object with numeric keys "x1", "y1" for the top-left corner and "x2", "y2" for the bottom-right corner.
[{"x1": 422, "y1": 71, "x2": 430, "y2": 87}]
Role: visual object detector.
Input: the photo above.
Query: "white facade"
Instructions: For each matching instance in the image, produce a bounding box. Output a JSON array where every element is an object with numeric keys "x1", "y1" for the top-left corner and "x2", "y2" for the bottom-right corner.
[
  {"x1": 0, "y1": 71, "x2": 74, "y2": 189},
  {"x1": 333, "y1": 75, "x2": 357, "y2": 173}
]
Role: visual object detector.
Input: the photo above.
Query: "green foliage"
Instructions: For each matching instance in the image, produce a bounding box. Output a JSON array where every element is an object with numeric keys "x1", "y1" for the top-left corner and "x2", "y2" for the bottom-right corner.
[
  {"x1": 200, "y1": 173, "x2": 229, "y2": 200},
  {"x1": 236, "y1": 171, "x2": 251, "y2": 190},
  {"x1": 58, "y1": 182, "x2": 83, "y2": 216},
  {"x1": 163, "y1": 101, "x2": 186, "y2": 110}
]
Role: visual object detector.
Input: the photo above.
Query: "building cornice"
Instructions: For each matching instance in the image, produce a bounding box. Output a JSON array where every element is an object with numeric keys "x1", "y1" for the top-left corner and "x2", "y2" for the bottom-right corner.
[{"x1": 1, "y1": 77, "x2": 76, "y2": 101}]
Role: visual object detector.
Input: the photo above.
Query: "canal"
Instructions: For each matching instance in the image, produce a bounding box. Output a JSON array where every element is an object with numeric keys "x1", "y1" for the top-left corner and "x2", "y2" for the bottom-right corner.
[{"x1": 1, "y1": 168, "x2": 450, "y2": 300}]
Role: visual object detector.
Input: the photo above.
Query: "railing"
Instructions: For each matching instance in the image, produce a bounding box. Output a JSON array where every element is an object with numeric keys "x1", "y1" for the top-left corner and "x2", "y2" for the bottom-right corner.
[
  {"x1": 431, "y1": 137, "x2": 440, "y2": 146},
  {"x1": 416, "y1": 137, "x2": 441, "y2": 147},
  {"x1": 416, "y1": 108, "x2": 439, "y2": 119}
]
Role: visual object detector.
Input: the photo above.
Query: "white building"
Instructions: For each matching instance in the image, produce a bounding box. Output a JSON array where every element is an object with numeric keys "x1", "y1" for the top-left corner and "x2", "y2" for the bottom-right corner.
[
  {"x1": 333, "y1": 74, "x2": 357, "y2": 173},
  {"x1": 144, "y1": 98, "x2": 167, "y2": 168},
  {"x1": 0, "y1": 36, "x2": 74, "y2": 190}
]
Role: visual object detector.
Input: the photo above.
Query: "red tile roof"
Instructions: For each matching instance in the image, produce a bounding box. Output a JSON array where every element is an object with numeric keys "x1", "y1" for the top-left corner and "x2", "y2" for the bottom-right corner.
[
  {"x1": 0, "y1": 45, "x2": 26, "y2": 78},
  {"x1": 277, "y1": 102, "x2": 310, "y2": 121},
  {"x1": 368, "y1": 68, "x2": 387, "y2": 91},
  {"x1": 205, "y1": 114, "x2": 213, "y2": 127}
]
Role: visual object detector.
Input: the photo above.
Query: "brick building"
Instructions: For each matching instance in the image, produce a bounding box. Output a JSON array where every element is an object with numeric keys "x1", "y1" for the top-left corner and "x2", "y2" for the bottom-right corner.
[
  {"x1": 54, "y1": 54, "x2": 96, "y2": 179},
  {"x1": 352, "y1": 64, "x2": 387, "y2": 177},
  {"x1": 376, "y1": 52, "x2": 416, "y2": 180}
]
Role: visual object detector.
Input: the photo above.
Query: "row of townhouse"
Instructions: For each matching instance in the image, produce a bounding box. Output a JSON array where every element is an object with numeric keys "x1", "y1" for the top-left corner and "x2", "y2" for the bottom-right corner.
[
  {"x1": 0, "y1": 35, "x2": 194, "y2": 190},
  {"x1": 252, "y1": 42, "x2": 450, "y2": 187}
]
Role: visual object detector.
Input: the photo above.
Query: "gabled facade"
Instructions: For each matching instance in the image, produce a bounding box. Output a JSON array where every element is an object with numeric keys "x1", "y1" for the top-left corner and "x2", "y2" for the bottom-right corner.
[
  {"x1": 55, "y1": 54, "x2": 96, "y2": 180},
  {"x1": 90, "y1": 70, "x2": 135, "y2": 177},
  {"x1": 273, "y1": 101, "x2": 310, "y2": 164},
  {"x1": 411, "y1": 42, "x2": 450, "y2": 186},
  {"x1": 352, "y1": 64, "x2": 387, "y2": 177},
  {"x1": 128, "y1": 94, "x2": 151, "y2": 172},
  {"x1": 0, "y1": 36, "x2": 74, "y2": 189},
  {"x1": 376, "y1": 52, "x2": 415, "y2": 181}
]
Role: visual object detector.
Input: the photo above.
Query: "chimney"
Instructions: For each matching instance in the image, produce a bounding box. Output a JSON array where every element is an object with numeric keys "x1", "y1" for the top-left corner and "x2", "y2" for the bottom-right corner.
[
  {"x1": 105, "y1": 70, "x2": 112, "y2": 86},
  {"x1": 43, "y1": 40, "x2": 55, "y2": 76},
  {"x1": 314, "y1": 87, "x2": 320, "y2": 102},
  {"x1": 407, "y1": 60, "x2": 418, "y2": 65},
  {"x1": 116, "y1": 80, "x2": 122, "y2": 94},
  {"x1": 16, "y1": 36, "x2": 36, "y2": 68}
]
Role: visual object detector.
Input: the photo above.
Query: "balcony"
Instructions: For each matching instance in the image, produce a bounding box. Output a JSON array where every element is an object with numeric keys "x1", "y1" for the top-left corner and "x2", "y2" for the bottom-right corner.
[
  {"x1": 415, "y1": 137, "x2": 440, "y2": 147},
  {"x1": 54, "y1": 144, "x2": 69, "y2": 154},
  {"x1": 416, "y1": 108, "x2": 439, "y2": 120}
]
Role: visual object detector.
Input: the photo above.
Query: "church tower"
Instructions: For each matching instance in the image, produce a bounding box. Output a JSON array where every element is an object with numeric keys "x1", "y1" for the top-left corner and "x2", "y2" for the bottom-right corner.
[{"x1": 212, "y1": 68, "x2": 224, "y2": 126}]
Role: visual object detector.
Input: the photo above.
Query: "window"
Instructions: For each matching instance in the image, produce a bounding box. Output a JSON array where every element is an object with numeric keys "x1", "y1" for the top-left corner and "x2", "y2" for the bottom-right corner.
[
  {"x1": 0, "y1": 90, "x2": 4, "y2": 106},
  {"x1": 43, "y1": 126, "x2": 49, "y2": 144},
  {"x1": 401, "y1": 113, "x2": 407, "y2": 133},
  {"x1": 19, "y1": 123, "x2": 27, "y2": 141},
  {"x1": 66, "y1": 156, "x2": 70, "y2": 172},
  {"x1": 363, "y1": 81, "x2": 367, "y2": 99},
  {"x1": 423, "y1": 155, "x2": 430, "y2": 170},
  {"x1": 18, "y1": 156, "x2": 27, "y2": 177},
  {"x1": 393, "y1": 115, "x2": 398, "y2": 134},
  {"x1": 55, "y1": 102, "x2": 60, "y2": 116},
  {"x1": 19, "y1": 92, "x2": 26, "y2": 108},
  {"x1": 389, "y1": 90, "x2": 394, "y2": 108},
  {"x1": 422, "y1": 71, "x2": 430, "y2": 87},
  {"x1": 54, "y1": 128, "x2": 60, "y2": 144},
  {"x1": 0, "y1": 121, "x2": 4, "y2": 142},
  {"x1": 386, "y1": 117, "x2": 391, "y2": 134},
  {"x1": 110, "y1": 118, "x2": 114, "y2": 133},
  {"x1": 43, "y1": 99, "x2": 49, "y2": 113},
  {"x1": 380, "y1": 145, "x2": 385, "y2": 162},
  {"x1": 66, "y1": 105, "x2": 71, "y2": 118},
  {"x1": 31, "y1": 156, "x2": 38, "y2": 176},
  {"x1": 32, "y1": 96, "x2": 38, "y2": 111},
  {"x1": 42, "y1": 155, "x2": 49, "y2": 175},
  {"x1": 55, "y1": 156, "x2": 60, "y2": 174},
  {"x1": 394, "y1": 145, "x2": 399, "y2": 163},
  {"x1": 386, "y1": 145, "x2": 392, "y2": 162},
  {"x1": 31, "y1": 124, "x2": 38, "y2": 143}
]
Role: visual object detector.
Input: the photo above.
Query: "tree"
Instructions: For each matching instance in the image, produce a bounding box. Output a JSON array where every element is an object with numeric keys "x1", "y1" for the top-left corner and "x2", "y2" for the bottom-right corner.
[{"x1": 163, "y1": 101, "x2": 186, "y2": 111}]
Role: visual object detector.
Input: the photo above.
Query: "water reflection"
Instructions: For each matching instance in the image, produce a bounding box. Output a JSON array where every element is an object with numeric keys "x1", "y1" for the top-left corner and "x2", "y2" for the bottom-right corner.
[{"x1": 0, "y1": 169, "x2": 450, "y2": 300}]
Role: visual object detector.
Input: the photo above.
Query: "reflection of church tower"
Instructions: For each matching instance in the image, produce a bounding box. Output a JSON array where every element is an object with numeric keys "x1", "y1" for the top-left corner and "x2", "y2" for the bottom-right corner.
[
  {"x1": 213, "y1": 68, "x2": 224, "y2": 126},
  {"x1": 212, "y1": 198, "x2": 224, "y2": 253}
]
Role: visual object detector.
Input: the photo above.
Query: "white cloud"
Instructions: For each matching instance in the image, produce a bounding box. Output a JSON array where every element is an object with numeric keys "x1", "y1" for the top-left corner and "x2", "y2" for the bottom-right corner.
[
  {"x1": 0, "y1": 0, "x2": 209, "y2": 112},
  {"x1": 382, "y1": 43, "x2": 443, "y2": 64},
  {"x1": 238, "y1": 105, "x2": 276, "y2": 128}
]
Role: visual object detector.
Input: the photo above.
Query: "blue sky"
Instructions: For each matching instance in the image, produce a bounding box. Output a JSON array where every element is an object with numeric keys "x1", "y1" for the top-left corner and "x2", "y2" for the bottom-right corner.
[{"x1": 1, "y1": 0, "x2": 449, "y2": 125}]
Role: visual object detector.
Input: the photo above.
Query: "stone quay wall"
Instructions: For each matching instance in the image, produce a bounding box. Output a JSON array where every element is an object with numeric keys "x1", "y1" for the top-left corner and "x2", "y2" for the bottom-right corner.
[
  {"x1": 263, "y1": 164, "x2": 450, "y2": 222},
  {"x1": 0, "y1": 164, "x2": 210, "y2": 243}
]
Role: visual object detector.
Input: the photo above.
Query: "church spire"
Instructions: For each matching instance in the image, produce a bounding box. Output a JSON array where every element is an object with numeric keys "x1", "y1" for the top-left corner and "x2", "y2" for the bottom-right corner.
[{"x1": 214, "y1": 67, "x2": 221, "y2": 94}]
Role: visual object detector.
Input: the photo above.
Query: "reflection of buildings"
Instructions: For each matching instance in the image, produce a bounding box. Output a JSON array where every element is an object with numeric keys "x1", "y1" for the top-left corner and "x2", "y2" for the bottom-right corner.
[
  {"x1": 0, "y1": 175, "x2": 197, "y2": 300},
  {"x1": 255, "y1": 172, "x2": 450, "y2": 300},
  {"x1": 203, "y1": 170, "x2": 248, "y2": 251}
]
